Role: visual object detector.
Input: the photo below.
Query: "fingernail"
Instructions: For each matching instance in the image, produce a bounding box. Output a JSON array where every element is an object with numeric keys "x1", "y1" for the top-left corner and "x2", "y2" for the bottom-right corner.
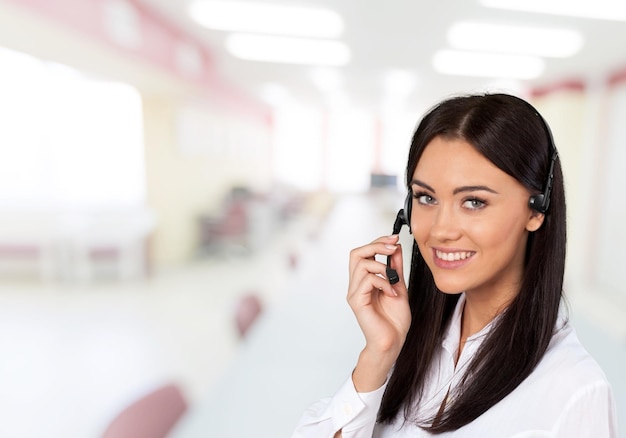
[{"x1": 385, "y1": 244, "x2": 397, "y2": 250}]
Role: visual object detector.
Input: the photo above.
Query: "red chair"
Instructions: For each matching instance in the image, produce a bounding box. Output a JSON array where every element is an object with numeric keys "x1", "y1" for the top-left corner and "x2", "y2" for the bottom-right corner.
[
  {"x1": 235, "y1": 293, "x2": 263, "y2": 338},
  {"x1": 101, "y1": 383, "x2": 188, "y2": 438}
]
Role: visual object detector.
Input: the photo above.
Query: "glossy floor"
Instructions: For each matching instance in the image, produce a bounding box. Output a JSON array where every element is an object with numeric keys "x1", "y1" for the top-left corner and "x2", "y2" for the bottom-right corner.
[
  {"x1": 0, "y1": 197, "x2": 329, "y2": 438},
  {"x1": 0, "y1": 193, "x2": 623, "y2": 438}
]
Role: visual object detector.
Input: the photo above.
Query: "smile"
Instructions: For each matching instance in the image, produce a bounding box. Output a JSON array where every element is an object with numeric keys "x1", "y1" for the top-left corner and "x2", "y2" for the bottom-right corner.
[{"x1": 435, "y1": 249, "x2": 475, "y2": 261}]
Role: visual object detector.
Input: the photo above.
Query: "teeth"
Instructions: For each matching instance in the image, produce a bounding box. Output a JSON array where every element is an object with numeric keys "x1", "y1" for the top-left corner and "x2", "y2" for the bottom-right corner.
[{"x1": 435, "y1": 250, "x2": 474, "y2": 261}]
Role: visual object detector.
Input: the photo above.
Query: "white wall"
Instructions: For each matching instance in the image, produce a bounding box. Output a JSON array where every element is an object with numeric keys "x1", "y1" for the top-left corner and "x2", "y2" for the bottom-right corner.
[
  {"x1": 594, "y1": 83, "x2": 626, "y2": 297},
  {"x1": 535, "y1": 82, "x2": 626, "y2": 433}
]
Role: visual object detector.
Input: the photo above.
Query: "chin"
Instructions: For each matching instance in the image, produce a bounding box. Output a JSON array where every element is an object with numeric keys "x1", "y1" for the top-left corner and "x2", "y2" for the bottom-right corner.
[{"x1": 432, "y1": 278, "x2": 467, "y2": 295}]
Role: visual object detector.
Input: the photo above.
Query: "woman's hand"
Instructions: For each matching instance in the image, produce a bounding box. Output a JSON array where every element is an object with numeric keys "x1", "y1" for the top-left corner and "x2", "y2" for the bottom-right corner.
[{"x1": 347, "y1": 235, "x2": 411, "y2": 392}]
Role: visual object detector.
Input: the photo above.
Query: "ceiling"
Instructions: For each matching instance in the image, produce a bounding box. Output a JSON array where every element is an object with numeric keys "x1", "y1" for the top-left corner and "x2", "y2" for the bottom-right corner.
[
  {"x1": 138, "y1": 0, "x2": 626, "y2": 112},
  {"x1": 3, "y1": 0, "x2": 623, "y2": 114}
]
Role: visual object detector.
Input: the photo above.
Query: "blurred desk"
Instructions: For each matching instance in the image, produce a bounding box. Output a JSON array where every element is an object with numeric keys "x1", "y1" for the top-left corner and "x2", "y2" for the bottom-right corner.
[
  {"x1": 0, "y1": 207, "x2": 155, "y2": 282},
  {"x1": 170, "y1": 193, "x2": 405, "y2": 438}
]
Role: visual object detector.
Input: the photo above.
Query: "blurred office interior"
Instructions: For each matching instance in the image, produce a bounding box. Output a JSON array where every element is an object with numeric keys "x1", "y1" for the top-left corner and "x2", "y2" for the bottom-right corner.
[{"x1": 0, "y1": 0, "x2": 624, "y2": 436}]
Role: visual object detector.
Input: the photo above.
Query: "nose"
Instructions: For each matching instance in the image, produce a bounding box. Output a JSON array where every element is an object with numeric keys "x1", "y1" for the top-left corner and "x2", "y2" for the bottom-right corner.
[{"x1": 430, "y1": 205, "x2": 462, "y2": 242}]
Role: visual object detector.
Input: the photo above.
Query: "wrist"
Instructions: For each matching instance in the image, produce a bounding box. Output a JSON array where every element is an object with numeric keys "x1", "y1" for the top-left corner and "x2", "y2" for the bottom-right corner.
[{"x1": 352, "y1": 348, "x2": 397, "y2": 392}]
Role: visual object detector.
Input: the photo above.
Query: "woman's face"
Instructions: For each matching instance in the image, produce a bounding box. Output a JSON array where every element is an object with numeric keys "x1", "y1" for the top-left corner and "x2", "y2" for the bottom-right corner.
[{"x1": 410, "y1": 136, "x2": 544, "y2": 300}]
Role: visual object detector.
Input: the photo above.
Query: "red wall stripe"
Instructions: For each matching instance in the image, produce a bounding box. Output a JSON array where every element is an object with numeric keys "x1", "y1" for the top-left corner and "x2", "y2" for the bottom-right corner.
[
  {"x1": 607, "y1": 67, "x2": 626, "y2": 87},
  {"x1": 529, "y1": 79, "x2": 586, "y2": 98}
]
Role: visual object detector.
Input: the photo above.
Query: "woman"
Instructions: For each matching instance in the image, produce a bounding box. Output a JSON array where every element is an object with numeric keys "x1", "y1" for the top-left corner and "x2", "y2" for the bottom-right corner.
[{"x1": 292, "y1": 93, "x2": 617, "y2": 437}]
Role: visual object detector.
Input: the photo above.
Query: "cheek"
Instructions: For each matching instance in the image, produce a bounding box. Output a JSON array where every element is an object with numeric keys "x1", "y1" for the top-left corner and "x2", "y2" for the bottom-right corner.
[
  {"x1": 473, "y1": 221, "x2": 512, "y2": 245},
  {"x1": 411, "y1": 215, "x2": 430, "y2": 243},
  {"x1": 492, "y1": 208, "x2": 530, "y2": 234},
  {"x1": 472, "y1": 215, "x2": 531, "y2": 269},
  {"x1": 412, "y1": 216, "x2": 435, "y2": 261}
]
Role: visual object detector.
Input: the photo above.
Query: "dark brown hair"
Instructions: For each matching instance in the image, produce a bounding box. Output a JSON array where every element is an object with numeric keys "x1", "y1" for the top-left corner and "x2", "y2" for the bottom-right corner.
[{"x1": 377, "y1": 93, "x2": 567, "y2": 432}]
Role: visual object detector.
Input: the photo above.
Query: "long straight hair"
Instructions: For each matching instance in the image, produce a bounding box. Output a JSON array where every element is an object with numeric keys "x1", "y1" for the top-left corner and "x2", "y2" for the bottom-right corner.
[{"x1": 377, "y1": 93, "x2": 567, "y2": 432}]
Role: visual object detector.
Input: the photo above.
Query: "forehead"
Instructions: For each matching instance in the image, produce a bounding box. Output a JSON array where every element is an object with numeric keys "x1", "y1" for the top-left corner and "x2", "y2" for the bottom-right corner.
[{"x1": 412, "y1": 136, "x2": 515, "y2": 189}]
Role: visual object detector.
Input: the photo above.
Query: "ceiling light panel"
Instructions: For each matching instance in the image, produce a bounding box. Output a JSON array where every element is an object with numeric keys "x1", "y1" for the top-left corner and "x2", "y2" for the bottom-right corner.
[
  {"x1": 433, "y1": 50, "x2": 545, "y2": 79},
  {"x1": 188, "y1": 1, "x2": 344, "y2": 38},
  {"x1": 448, "y1": 22, "x2": 583, "y2": 57},
  {"x1": 479, "y1": 0, "x2": 626, "y2": 21},
  {"x1": 225, "y1": 34, "x2": 351, "y2": 66}
]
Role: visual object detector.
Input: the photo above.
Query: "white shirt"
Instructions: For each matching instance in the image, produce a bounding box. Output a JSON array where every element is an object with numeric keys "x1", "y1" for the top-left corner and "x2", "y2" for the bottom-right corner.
[{"x1": 292, "y1": 294, "x2": 618, "y2": 438}]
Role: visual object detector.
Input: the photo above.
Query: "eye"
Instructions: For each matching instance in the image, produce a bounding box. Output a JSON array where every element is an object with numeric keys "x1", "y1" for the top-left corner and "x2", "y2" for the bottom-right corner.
[
  {"x1": 462, "y1": 197, "x2": 487, "y2": 210},
  {"x1": 414, "y1": 192, "x2": 436, "y2": 205}
]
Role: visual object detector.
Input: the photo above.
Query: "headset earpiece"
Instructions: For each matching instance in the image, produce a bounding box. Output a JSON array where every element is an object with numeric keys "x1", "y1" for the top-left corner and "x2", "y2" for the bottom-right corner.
[
  {"x1": 528, "y1": 111, "x2": 559, "y2": 215},
  {"x1": 528, "y1": 194, "x2": 546, "y2": 213},
  {"x1": 521, "y1": 99, "x2": 558, "y2": 215}
]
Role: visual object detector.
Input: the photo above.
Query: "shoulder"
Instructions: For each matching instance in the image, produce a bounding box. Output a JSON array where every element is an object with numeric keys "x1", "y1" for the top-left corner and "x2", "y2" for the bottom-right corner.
[
  {"x1": 530, "y1": 320, "x2": 609, "y2": 392},
  {"x1": 546, "y1": 325, "x2": 618, "y2": 436},
  {"x1": 492, "y1": 321, "x2": 616, "y2": 432}
]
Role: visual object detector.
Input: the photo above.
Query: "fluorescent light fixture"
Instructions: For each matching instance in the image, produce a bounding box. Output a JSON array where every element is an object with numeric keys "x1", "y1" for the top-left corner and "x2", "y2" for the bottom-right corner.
[
  {"x1": 433, "y1": 50, "x2": 545, "y2": 79},
  {"x1": 448, "y1": 22, "x2": 583, "y2": 58},
  {"x1": 226, "y1": 34, "x2": 351, "y2": 66},
  {"x1": 188, "y1": 1, "x2": 344, "y2": 38},
  {"x1": 479, "y1": 0, "x2": 626, "y2": 21}
]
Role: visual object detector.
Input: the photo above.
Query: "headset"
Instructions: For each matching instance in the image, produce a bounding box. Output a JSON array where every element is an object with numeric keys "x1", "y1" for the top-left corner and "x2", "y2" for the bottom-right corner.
[
  {"x1": 385, "y1": 107, "x2": 559, "y2": 285},
  {"x1": 385, "y1": 199, "x2": 412, "y2": 284}
]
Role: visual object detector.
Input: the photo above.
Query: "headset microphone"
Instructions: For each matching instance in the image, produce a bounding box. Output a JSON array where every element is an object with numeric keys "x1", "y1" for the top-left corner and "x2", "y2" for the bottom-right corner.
[{"x1": 386, "y1": 207, "x2": 409, "y2": 284}]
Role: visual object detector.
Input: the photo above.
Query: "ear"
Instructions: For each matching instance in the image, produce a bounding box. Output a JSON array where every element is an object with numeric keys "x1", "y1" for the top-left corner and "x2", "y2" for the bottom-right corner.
[{"x1": 526, "y1": 211, "x2": 545, "y2": 232}]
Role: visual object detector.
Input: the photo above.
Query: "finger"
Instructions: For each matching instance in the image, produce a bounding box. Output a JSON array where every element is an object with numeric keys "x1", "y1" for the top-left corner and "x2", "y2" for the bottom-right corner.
[
  {"x1": 349, "y1": 236, "x2": 400, "y2": 276},
  {"x1": 387, "y1": 243, "x2": 409, "y2": 297},
  {"x1": 348, "y1": 258, "x2": 394, "y2": 298},
  {"x1": 348, "y1": 273, "x2": 399, "y2": 310},
  {"x1": 388, "y1": 242, "x2": 404, "y2": 280}
]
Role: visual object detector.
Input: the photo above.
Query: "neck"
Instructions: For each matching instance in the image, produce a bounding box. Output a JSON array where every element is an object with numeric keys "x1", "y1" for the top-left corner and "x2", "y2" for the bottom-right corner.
[{"x1": 458, "y1": 290, "x2": 516, "y2": 358}]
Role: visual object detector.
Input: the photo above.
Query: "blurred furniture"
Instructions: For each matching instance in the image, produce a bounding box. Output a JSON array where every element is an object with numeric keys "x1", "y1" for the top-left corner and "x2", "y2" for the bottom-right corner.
[
  {"x1": 369, "y1": 172, "x2": 398, "y2": 189},
  {"x1": 234, "y1": 293, "x2": 263, "y2": 338},
  {"x1": 58, "y1": 208, "x2": 156, "y2": 282},
  {"x1": 197, "y1": 193, "x2": 250, "y2": 254},
  {"x1": 101, "y1": 383, "x2": 188, "y2": 438},
  {"x1": 0, "y1": 207, "x2": 155, "y2": 282},
  {"x1": 0, "y1": 210, "x2": 61, "y2": 281},
  {"x1": 197, "y1": 186, "x2": 305, "y2": 256}
]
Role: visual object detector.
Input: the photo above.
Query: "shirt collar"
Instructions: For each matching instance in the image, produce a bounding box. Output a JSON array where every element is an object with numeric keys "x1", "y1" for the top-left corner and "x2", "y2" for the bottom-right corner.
[
  {"x1": 441, "y1": 293, "x2": 465, "y2": 357},
  {"x1": 441, "y1": 293, "x2": 501, "y2": 357}
]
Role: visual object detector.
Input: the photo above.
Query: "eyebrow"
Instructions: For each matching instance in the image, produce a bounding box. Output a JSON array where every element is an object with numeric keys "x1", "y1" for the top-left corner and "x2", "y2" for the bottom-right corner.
[{"x1": 411, "y1": 179, "x2": 499, "y2": 195}]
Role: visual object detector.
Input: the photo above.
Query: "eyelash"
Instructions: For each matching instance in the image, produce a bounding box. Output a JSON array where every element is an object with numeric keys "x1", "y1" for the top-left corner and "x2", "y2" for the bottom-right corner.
[
  {"x1": 462, "y1": 197, "x2": 488, "y2": 210},
  {"x1": 412, "y1": 192, "x2": 488, "y2": 210},
  {"x1": 413, "y1": 191, "x2": 435, "y2": 205}
]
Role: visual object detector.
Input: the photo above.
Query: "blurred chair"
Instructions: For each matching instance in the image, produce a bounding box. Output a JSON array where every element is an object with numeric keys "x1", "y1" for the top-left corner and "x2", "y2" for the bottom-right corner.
[
  {"x1": 235, "y1": 293, "x2": 263, "y2": 338},
  {"x1": 101, "y1": 383, "x2": 188, "y2": 438},
  {"x1": 59, "y1": 207, "x2": 156, "y2": 282},
  {"x1": 197, "y1": 197, "x2": 249, "y2": 255},
  {"x1": 0, "y1": 210, "x2": 60, "y2": 281}
]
